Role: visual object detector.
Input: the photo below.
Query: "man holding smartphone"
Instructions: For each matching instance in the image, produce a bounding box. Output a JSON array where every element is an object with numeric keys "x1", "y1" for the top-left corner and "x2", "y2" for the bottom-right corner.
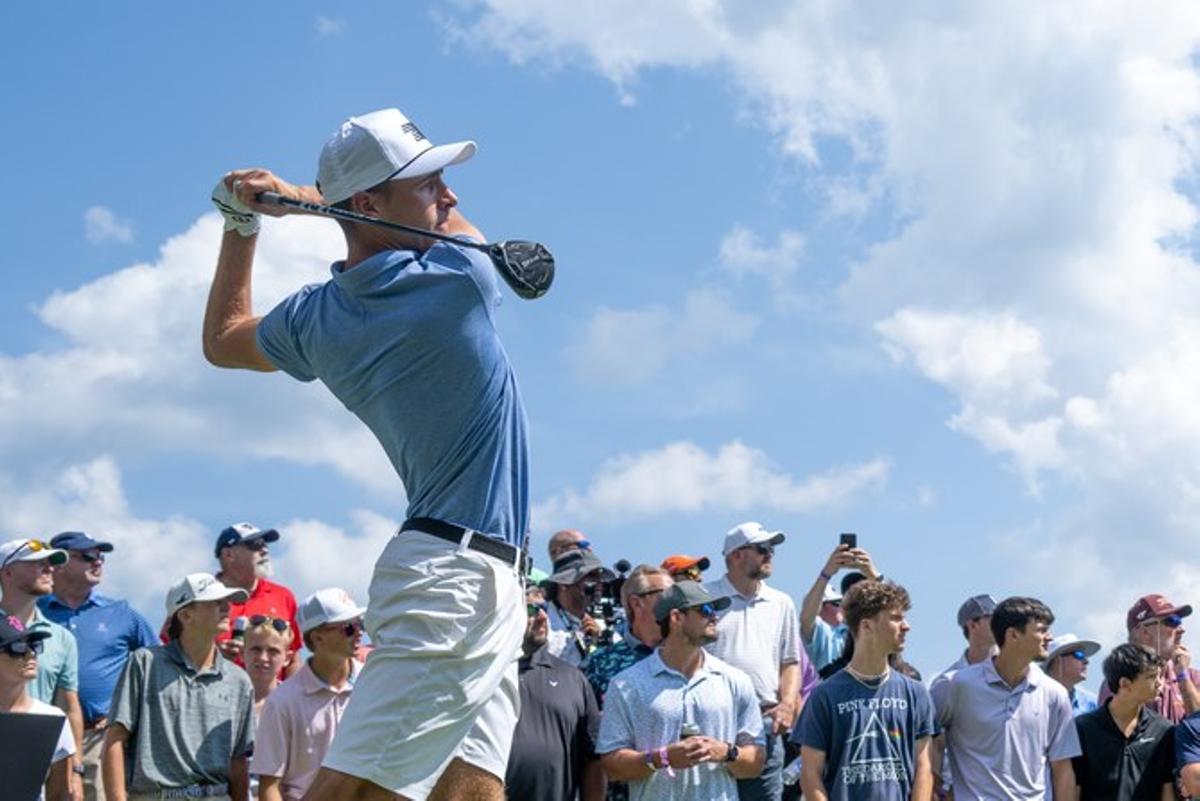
[{"x1": 800, "y1": 535, "x2": 881, "y2": 672}]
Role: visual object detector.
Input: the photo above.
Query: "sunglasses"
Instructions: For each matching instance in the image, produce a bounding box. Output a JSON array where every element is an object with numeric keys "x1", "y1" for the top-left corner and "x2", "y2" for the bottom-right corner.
[
  {"x1": 326, "y1": 619, "x2": 362, "y2": 637},
  {"x1": 1143, "y1": 614, "x2": 1184, "y2": 630},
  {"x1": 1067, "y1": 649, "x2": 1088, "y2": 661},
  {"x1": 635, "y1": 588, "x2": 665, "y2": 598},
  {"x1": 739, "y1": 543, "x2": 774, "y2": 557},
  {"x1": 248, "y1": 615, "x2": 290, "y2": 634},
  {"x1": 1, "y1": 539, "x2": 53, "y2": 569},
  {"x1": 240, "y1": 539, "x2": 269, "y2": 552},
  {"x1": 688, "y1": 603, "x2": 718, "y2": 618},
  {"x1": 673, "y1": 568, "x2": 703, "y2": 581},
  {"x1": 73, "y1": 551, "x2": 105, "y2": 564},
  {"x1": 527, "y1": 601, "x2": 548, "y2": 617},
  {"x1": 2, "y1": 638, "x2": 44, "y2": 658}
]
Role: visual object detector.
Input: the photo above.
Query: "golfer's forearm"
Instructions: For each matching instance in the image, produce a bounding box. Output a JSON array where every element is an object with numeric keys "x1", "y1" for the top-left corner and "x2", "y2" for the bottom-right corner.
[
  {"x1": 203, "y1": 232, "x2": 272, "y2": 371},
  {"x1": 600, "y1": 750, "x2": 655, "y2": 781}
]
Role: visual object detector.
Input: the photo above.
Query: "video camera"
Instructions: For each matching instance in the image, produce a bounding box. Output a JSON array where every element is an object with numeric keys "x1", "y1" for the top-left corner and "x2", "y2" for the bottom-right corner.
[{"x1": 585, "y1": 558, "x2": 631, "y2": 648}]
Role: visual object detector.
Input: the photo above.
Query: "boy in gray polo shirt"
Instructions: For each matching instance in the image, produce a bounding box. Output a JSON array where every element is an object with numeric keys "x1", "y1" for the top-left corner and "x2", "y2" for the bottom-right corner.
[
  {"x1": 932, "y1": 596, "x2": 1080, "y2": 800},
  {"x1": 103, "y1": 574, "x2": 255, "y2": 801}
]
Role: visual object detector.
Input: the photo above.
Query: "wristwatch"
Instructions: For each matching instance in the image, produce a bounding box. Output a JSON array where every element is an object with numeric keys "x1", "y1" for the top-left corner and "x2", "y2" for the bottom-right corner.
[{"x1": 725, "y1": 742, "x2": 739, "y2": 762}]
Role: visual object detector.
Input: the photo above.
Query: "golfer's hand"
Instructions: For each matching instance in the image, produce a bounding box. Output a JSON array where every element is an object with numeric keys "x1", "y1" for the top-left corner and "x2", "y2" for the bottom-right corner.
[
  {"x1": 222, "y1": 168, "x2": 319, "y2": 218},
  {"x1": 667, "y1": 738, "x2": 711, "y2": 768},
  {"x1": 218, "y1": 638, "x2": 243, "y2": 662}
]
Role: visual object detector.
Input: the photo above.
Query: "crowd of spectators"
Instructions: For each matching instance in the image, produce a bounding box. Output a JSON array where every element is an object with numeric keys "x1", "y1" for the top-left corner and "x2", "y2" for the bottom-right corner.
[{"x1": 4, "y1": 519, "x2": 1200, "y2": 801}]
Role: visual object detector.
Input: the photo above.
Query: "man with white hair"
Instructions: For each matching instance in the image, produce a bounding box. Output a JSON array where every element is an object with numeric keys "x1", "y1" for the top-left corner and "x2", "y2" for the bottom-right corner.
[
  {"x1": 704, "y1": 522, "x2": 801, "y2": 801},
  {"x1": 253, "y1": 588, "x2": 367, "y2": 801},
  {"x1": 103, "y1": 573, "x2": 254, "y2": 801},
  {"x1": 206, "y1": 106, "x2": 532, "y2": 800}
]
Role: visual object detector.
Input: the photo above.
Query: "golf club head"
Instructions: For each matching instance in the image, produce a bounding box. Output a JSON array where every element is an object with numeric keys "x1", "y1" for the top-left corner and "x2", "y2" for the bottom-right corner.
[{"x1": 489, "y1": 241, "x2": 555, "y2": 300}]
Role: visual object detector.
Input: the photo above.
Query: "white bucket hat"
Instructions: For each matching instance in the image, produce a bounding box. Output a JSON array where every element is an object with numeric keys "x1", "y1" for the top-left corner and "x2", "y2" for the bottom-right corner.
[{"x1": 316, "y1": 108, "x2": 476, "y2": 204}]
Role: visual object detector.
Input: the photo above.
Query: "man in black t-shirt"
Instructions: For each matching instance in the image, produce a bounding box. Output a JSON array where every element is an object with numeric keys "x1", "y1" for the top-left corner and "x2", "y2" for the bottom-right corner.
[
  {"x1": 506, "y1": 584, "x2": 605, "y2": 800},
  {"x1": 1074, "y1": 643, "x2": 1174, "y2": 801}
]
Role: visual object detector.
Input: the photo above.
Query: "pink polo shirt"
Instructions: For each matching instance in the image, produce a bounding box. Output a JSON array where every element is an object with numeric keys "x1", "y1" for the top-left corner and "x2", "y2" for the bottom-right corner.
[{"x1": 250, "y1": 659, "x2": 362, "y2": 800}]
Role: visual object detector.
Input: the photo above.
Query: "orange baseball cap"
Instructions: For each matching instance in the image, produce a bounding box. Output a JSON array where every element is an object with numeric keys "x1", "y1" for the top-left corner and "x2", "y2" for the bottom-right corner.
[{"x1": 661, "y1": 554, "x2": 711, "y2": 574}]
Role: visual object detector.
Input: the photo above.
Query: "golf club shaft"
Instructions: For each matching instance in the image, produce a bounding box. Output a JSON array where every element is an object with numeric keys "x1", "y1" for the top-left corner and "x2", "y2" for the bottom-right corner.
[{"x1": 256, "y1": 192, "x2": 488, "y2": 252}]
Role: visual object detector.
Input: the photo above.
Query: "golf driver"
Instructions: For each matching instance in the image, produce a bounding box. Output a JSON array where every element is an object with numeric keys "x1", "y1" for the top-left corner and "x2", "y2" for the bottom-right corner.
[{"x1": 256, "y1": 192, "x2": 554, "y2": 300}]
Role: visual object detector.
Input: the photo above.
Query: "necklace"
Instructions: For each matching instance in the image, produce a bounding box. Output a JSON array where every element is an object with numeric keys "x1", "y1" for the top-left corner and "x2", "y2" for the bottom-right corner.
[{"x1": 846, "y1": 664, "x2": 890, "y2": 689}]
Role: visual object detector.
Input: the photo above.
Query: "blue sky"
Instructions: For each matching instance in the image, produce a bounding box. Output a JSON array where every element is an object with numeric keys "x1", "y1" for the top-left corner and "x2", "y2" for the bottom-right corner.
[{"x1": 3, "y1": 2, "x2": 1200, "y2": 686}]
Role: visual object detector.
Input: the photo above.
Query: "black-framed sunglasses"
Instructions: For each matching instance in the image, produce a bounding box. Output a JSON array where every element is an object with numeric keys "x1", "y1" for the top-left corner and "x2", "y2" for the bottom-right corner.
[
  {"x1": 248, "y1": 615, "x2": 290, "y2": 634},
  {"x1": 73, "y1": 551, "x2": 105, "y2": 564},
  {"x1": 527, "y1": 601, "x2": 548, "y2": 617},
  {"x1": 1, "y1": 539, "x2": 53, "y2": 569},
  {"x1": 2, "y1": 638, "x2": 44, "y2": 658},
  {"x1": 330, "y1": 619, "x2": 362, "y2": 637},
  {"x1": 239, "y1": 539, "x2": 269, "y2": 552},
  {"x1": 739, "y1": 543, "x2": 774, "y2": 557}
]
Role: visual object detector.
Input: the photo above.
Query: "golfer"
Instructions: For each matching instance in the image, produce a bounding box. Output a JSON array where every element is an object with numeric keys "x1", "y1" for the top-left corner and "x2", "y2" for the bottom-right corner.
[{"x1": 203, "y1": 107, "x2": 530, "y2": 801}]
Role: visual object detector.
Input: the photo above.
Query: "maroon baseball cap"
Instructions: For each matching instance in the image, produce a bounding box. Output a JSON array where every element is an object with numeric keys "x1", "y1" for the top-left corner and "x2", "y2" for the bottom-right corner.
[{"x1": 1126, "y1": 594, "x2": 1193, "y2": 631}]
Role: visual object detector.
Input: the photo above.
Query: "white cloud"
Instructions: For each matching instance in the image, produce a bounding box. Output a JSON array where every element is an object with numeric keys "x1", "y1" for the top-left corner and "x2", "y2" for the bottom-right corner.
[
  {"x1": 0, "y1": 213, "x2": 399, "y2": 495},
  {"x1": 718, "y1": 225, "x2": 805, "y2": 284},
  {"x1": 315, "y1": 16, "x2": 344, "y2": 37},
  {"x1": 533, "y1": 439, "x2": 890, "y2": 531},
  {"x1": 83, "y1": 206, "x2": 134, "y2": 245},
  {"x1": 568, "y1": 287, "x2": 758, "y2": 384}
]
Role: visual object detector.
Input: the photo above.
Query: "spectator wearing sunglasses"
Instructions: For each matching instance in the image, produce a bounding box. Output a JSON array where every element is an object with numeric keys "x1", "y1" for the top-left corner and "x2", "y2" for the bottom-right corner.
[
  {"x1": 703, "y1": 522, "x2": 806, "y2": 801},
  {"x1": 1074, "y1": 644, "x2": 1175, "y2": 801},
  {"x1": 0, "y1": 538, "x2": 85, "y2": 794},
  {"x1": 243, "y1": 616, "x2": 295, "y2": 721},
  {"x1": 37, "y1": 531, "x2": 156, "y2": 801},
  {"x1": 212, "y1": 522, "x2": 301, "y2": 678},
  {"x1": 251, "y1": 588, "x2": 365, "y2": 801},
  {"x1": 544, "y1": 549, "x2": 618, "y2": 667},
  {"x1": 506, "y1": 584, "x2": 604, "y2": 801},
  {"x1": 1041, "y1": 634, "x2": 1101, "y2": 716},
  {"x1": 1100, "y1": 594, "x2": 1200, "y2": 724},
  {"x1": 800, "y1": 543, "x2": 883, "y2": 675},
  {"x1": 598, "y1": 581, "x2": 764, "y2": 800},
  {"x1": 104, "y1": 573, "x2": 254, "y2": 801},
  {"x1": 0, "y1": 614, "x2": 75, "y2": 801}
]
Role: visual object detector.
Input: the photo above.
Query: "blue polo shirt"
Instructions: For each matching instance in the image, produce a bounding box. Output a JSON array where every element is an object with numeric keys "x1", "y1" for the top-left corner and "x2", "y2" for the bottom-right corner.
[
  {"x1": 257, "y1": 240, "x2": 530, "y2": 546},
  {"x1": 39, "y1": 592, "x2": 156, "y2": 723}
]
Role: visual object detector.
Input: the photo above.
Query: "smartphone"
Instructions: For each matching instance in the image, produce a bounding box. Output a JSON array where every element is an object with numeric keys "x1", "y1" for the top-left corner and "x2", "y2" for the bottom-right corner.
[{"x1": 839, "y1": 532, "x2": 858, "y2": 549}]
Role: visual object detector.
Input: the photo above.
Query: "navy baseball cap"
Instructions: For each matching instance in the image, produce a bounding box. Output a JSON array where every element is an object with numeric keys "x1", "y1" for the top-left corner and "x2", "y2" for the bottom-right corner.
[
  {"x1": 214, "y1": 522, "x2": 280, "y2": 557},
  {"x1": 49, "y1": 532, "x2": 113, "y2": 553}
]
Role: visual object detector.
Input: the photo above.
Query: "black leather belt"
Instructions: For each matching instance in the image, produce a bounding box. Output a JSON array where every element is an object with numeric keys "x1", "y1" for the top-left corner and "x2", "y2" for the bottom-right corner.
[{"x1": 402, "y1": 517, "x2": 528, "y2": 575}]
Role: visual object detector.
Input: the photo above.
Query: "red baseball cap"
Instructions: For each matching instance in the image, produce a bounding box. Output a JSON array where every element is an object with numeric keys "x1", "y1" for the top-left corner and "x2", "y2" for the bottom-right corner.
[
  {"x1": 661, "y1": 554, "x2": 711, "y2": 575},
  {"x1": 1126, "y1": 594, "x2": 1193, "y2": 631}
]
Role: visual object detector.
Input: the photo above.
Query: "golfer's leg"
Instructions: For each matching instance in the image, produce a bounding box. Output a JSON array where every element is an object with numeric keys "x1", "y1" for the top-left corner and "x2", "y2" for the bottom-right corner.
[
  {"x1": 300, "y1": 767, "x2": 404, "y2": 801},
  {"x1": 428, "y1": 759, "x2": 504, "y2": 801}
]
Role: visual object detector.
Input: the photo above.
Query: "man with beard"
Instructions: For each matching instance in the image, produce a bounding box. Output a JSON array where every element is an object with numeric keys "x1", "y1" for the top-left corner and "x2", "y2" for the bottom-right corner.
[
  {"x1": 704, "y1": 522, "x2": 803, "y2": 801},
  {"x1": 505, "y1": 584, "x2": 604, "y2": 800},
  {"x1": 40, "y1": 532, "x2": 157, "y2": 801},
  {"x1": 598, "y1": 581, "x2": 764, "y2": 800},
  {"x1": 796, "y1": 580, "x2": 935, "y2": 801},
  {"x1": 1102, "y1": 594, "x2": 1200, "y2": 724},
  {"x1": 212, "y1": 523, "x2": 301, "y2": 677},
  {"x1": 932, "y1": 597, "x2": 1080, "y2": 800}
]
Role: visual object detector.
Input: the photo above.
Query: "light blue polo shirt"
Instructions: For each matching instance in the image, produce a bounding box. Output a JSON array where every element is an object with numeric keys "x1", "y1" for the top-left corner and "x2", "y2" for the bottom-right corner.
[
  {"x1": 20, "y1": 607, "x2": 79, "y2": 704},
  {"x1": 257, "y1": 240, "x2": 530, "y2": 546},
  {"x1": 597, "y1": 650, "x2": 764, "y2": 801},
  {"x1": 804, "y1": 617, "x2": 849, "y2": 671},
  {"x1": 39, "y1": 591, "x2": 157, "y2": 722}
]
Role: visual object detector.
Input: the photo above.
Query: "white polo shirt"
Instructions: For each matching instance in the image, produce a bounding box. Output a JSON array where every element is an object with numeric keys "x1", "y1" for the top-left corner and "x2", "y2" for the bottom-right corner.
[{"x1": 702, "y1": 575, "x2": 800, "y2": 707}]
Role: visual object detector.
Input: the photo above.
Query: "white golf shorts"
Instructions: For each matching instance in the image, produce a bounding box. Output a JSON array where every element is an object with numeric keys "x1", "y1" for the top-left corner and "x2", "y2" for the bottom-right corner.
[{"x1": 322, "y1": 528, "x2": 525, "y2": 799}]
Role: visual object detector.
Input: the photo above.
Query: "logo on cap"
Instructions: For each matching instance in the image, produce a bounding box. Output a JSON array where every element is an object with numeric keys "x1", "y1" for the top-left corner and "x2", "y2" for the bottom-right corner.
[{"x1": 400, "y1": 122, "x2": 426, "y2": 142}]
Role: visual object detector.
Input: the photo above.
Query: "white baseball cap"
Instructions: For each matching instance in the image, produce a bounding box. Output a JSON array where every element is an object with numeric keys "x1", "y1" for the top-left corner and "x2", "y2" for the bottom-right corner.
[
  {"x1": 1042, "y1": 633, "x2": 1101, "y2": 664},
  {"x1": 316, "y1": 108, "x2": 476, "y2": 204},
  {"x1": 165, "y1": 573, "x2": 249, "y2": 616},
  {"x1": 822, "y1": 584, "x2": 843, "y2": 604},
  {"x1": 299, "y1": 587, "x2": 367, "y2": 634},
  {"x1": 0, "y1": 538, "x2": 67, "y2": 568},
  {"x1": 722, "y1": 521, "x2": 786, "y2": 556}
]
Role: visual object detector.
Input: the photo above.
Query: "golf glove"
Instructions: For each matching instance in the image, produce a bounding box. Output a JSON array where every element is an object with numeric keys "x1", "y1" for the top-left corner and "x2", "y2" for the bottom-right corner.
[{"x1": 211, "y1": 179, "x2": 260, "y2": 237}]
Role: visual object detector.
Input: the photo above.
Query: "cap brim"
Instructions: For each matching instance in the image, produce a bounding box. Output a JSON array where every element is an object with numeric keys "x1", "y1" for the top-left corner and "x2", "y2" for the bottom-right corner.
[
  {"x1": 1174, "y1": 605, "x2": 1194, "y2": 619},
  {"x1": 391, "y1": 140, "x2": 476, "y2": 181},
  {"x1": 768, "y1": 533, "x2": 786, "y2": 546},
  {"x1": 711, "y1": 596, "x2": 732, "y2": 613},
  {"x1": 325, "y1": 606, "x2": 368, "y2": 625},
  {"x1": 696, "y1": 556, "x2": 711, "y2": 571}
]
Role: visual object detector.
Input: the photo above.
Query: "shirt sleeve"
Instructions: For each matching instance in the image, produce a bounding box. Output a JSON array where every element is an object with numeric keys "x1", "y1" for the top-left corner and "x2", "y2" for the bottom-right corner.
[
  {"x1": 912, "y1": 682, "x2": 937, "y2": 739},
  {"x1": 580, "y1": 674, "x2": 602, "y2": 759},
  {"x1": 780, "y1": 597, "x2": 801, "y2": 667},
  {"x1": 931, "y1": 672, "x2": 955, "y2": 732},
  {"x1": 53, "y1": 713, "x2": 76, "y2": 763},
  {"x1": 734, "y1": 672, "x2": 767, "y2": 746},
  {"x1": 1177, "y1": 714, "x2": 1200, "y2": 768},
  {"x1": 804, "y1": 618, "x2": 836, "y2": 664},
  {"x1": 58, "y1": 629, "x2": 79, "y2": 692},
  {"x1": 249, "y1": 693, "x2": 288, "y2": 778},
  {"x1": 1046, "y1": 686, "x2": 1083, "y2": 761},
  {"x1": 109, "y1": 649, "x2": 146, "y2": 734},
  {"x1": 130, "y1": 608, "x2": 158, "y2": 650},
  {"x1": 256, "y1": 285, "x2": 320, "y2": 382},
  {"x1": 595, "y1": 678, "x2": 636, "y2": 755}
]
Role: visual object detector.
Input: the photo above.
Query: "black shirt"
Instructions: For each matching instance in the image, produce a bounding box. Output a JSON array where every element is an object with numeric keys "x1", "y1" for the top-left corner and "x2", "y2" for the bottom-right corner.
[
  {"x1": 1073, "y1": 701, "x2": 1175, "y2": 801},
  {"x1": 506, "y1": 645, "x2": 601, "y2": 801}
]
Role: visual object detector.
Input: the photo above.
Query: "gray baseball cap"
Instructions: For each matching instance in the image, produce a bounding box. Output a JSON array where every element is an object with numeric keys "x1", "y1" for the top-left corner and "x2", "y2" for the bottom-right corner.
[
  {"x1": 957, "y1": 594, "x2": 997, "y2": 627},
  {"x1": 654, "y1": 580, "x2": 732, "y2": 622},
  {"x1": 546, "y1": 550, "x2": 615, "y2": 586}
]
